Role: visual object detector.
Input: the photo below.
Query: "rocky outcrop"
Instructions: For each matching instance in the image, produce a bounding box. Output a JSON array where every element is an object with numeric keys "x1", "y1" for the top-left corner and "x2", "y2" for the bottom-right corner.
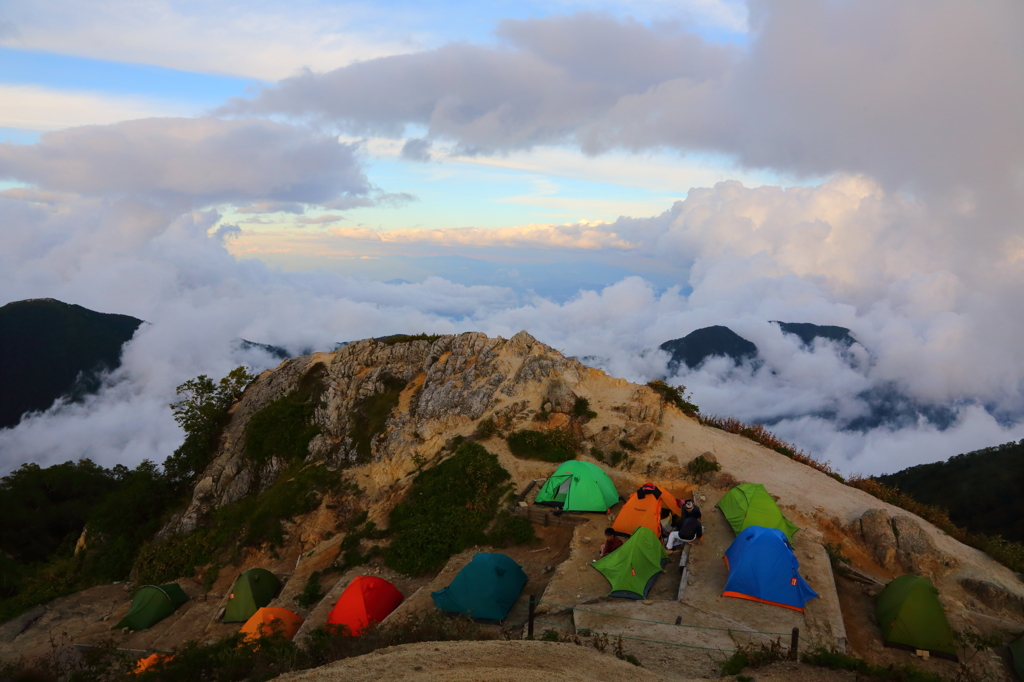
[
  {"x1": 856, "y1": 509, "x2": 959, "y2": 578},
  {"x1": 959, "y1": 578, "x2": 1024, "y2": 618},
  {"x1": 161, "y1": 331, "x2": 595, "y2": 536}
]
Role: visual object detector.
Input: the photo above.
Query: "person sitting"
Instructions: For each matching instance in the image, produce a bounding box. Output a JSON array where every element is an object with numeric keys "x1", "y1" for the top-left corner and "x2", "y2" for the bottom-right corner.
[
  {"x1": 599, "y1": 527, "x2": 624, "y2": 557},
  {"x1": 665, "y1": 516, "x2": 703, "y2": 550},
  {"x1": 681, "y1": 499, "x2": 702, "y2": 522},
  {"x1": 659, "y1": 508, "x2": 675, "y2": 537}
]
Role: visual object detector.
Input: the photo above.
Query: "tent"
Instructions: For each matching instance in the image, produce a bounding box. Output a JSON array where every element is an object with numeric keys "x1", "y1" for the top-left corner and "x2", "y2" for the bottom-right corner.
[
  {"x1": 722, "y1": 526, "x2": 818, "y2": 612},
  {"x1": 876, "y1": 575, "x2": 957, "y2": 660},
  {"x1": 114, "y1": 584, "x2": 189, "y2": 631},
  {"x1": 1009, "y1": 634, "x2": 1024, "y2": 680},
  {"x1": 328, "y1": 576, "x2": 404, "y2": 635},
  {"x1": 133, "y1": 651, "x2": 171, "y2": 671},
  {"x1": 716, "y1": 483, "x2": 799, "y2": 541},
  {"x1": 431, "y1": 553, "x2": 527, "y2": 623},
  {"x1": 612, "y1": 483, "x2": 682, "y2": 538},
  {"x1": 591, "y1": 526, "x2": 669, "y2": 599},
  {"x1": 224, "y1": 568, "x2": 281, "y2": 623},
  {"x1": 239, "y1": 607, "x2": 304, "y2": 642},
  {"x1": 534, "y1": 460, "x2": 619, "y2": 512}
]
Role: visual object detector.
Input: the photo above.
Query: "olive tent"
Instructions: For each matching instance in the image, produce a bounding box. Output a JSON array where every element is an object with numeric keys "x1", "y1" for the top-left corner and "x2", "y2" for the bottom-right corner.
[
  {"x1": 114, "y1": 583, "x2": 189, "y2": 631},
  {"x1": 722, "y1": 526, "x2": 818, "y2": 612},
  {"x1": 876, "y1": 575, "x2": 957, "y2": 660},
  {"x1": 591, "y1": 526, "x2": 669, "y2": 599},
  {"x1": 239, "y1": 607, "x2": 304, "y2": 642},
  {"x1": 1009, "y1": 634, "x2": 1024, "y2": 680},
  {"x1": 534, "y1": 460, "x2": 619, "y2": 512},
  {"x1": 224, "y1": 568, "x2": 282, "y2": 623},
  {"x1": 612, "y1": 483, "x2": 682, "y2": 538},
  {"x1": 431, "y1": 553, "x2": 527, "y2": 623},
  {"x1": 328, "y1": 576, "x2": 404, "y2": 635},
  {"x1": 716, "y1": 483, "x2": 799, "y2": 541}
]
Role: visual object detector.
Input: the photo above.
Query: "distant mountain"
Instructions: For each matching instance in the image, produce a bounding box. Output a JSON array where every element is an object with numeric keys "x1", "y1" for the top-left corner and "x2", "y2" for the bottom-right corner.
[
  {"x1": 0, "y1": 299, "x2": 142, "y2": 428},
  {"x1": 236, "y1": 339, "x2": 291, "y2": 360},
  {"x1": 876, "y1": 440, "x2": 1024, "y2": 542},
  {"x1": 659, "y1": 325, "x2": 758, "y2": 371},
  {"x1": 773, "y1": 321, "x2": 857, "y2": 348}
]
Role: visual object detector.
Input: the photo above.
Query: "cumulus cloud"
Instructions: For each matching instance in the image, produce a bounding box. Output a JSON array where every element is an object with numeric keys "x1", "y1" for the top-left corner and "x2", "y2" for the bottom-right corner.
[{"x1": 0, "y1": 117, "x2": 371, "y2": 207}]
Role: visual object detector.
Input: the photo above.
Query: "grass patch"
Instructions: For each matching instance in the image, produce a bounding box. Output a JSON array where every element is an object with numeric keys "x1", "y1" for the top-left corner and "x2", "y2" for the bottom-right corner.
[
  {"x1": 296, "y1": 570, "x2": 325, "y2": 609},
  {"x1": 486, "y1": 512, "x2": 538, "y2": 547},
  {"x1": 573, "y1": 397, "x2": 597, "y2": 420},
  {"x1": 384, "y1": 442, "x2": 512, "y2": 575},
  {"x1": 506, "y1": 429, "x2": 579, "y2": 463},
  {"x1": 646, "y1": 380, "x2": 699, "y2": 416},
  {"x1": 474, "y1": 417, "x2": 497, "y2": 439},
  {"x1": 348, "y1": 375, "x2": 408, "y2": 464},
  {"x1": 801, "y1": 647, "x2": 946, "y2": 681}
]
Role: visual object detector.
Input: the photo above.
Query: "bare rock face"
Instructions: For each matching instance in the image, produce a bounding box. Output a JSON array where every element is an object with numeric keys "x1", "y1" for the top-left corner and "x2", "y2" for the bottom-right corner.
[
  {"x1": 697, "y1": 451, "x2": 718, "y2": 464},
  {"x1": 959, "y1": 578, "x2": 1024, "y2": 618},
  {"x1": 891, "y1": 515, "x2": 960, "y2": 578},
  {"x1": 859, "y1": 508, "x2": 898, "y2": 570},
  {"x1": 621, "y1": 423, "x2": 655, "y2": 449},
  {"x1": 161, "y1": 331, "x2": 590, "y2": 536}
]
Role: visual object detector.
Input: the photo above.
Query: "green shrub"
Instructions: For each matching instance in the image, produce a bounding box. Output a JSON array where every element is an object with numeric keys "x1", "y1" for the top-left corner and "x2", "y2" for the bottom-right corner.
[
  {"x1": 801, "y1": 647, "x2": 946, "y2": 681},
  {"x1": 385, "y1": 443, "x2": 511, "y2": 575},
  {"x1": 823, "y1": 542, "x2": 851, "y2": 566},
  {"x1": 506, "y1": 429, "x2": 579, "y2": 462},
  {"x1": 474, "y1": 417, "x2": 497, "y2": 439},
  {"x1": 609, "y1": 450, "x2": 625, "y2": 467},
  {"x1": 349, "y1": 375, "x2": 408, "y2": 463},
  {"x1": 646, "y1": 380, "x2": 699, "y2": 416},
  {"x1": 540, "y1": 629, "x2": 560, "y2": 642},
  {"x1": 486, "y1": 512, "x2": 538, "y2": 547},
  {"x1": 572, "y1": 397, "x2": 597, "y2": 419},
  {"x1": 686, "y1": 455, "x2": 721, "y2": 484},
  {"x1": 297, "y1": 570, "x2": 325, "y2": 609},
  {"x1": 618, "y1": 439, "x2": 638, "y2": 452}
]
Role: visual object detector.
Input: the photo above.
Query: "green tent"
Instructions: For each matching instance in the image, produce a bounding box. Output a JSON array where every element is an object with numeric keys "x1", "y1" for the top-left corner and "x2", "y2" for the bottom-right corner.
[
  {"x1": 534, "y1": 460, "x2": 619, "y2": 512},
  {"x1": 1009, "y1": 634, "x2": 1024, "y2": 680},
  {"x1": 430, "y1": 553, "x2": 527, "y2": 623},
  {"x1": 716, "y1": 483, "x2": 799, "y2": 540},
  {"x1": 591, "y1": 526, "x2": 669, "y2": 599},
  {"x1": 114, "y1": 584, "x2": 189, "y2": 631},
  {"x1": 876, "y1": 575, "x2": 957, "y2": 660},
  {"x1": 224, "y1": 568, "x2": 282, "y2": 623}
]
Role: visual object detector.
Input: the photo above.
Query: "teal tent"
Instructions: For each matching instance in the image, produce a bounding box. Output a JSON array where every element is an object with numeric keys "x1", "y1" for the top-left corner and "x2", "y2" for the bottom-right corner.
[
  {"x1": 115, "y1": 584, "x2": 189, "y2": 631},
  {"x1": 591, "y1": 526, "x2": 669, "y2": 599},
  {"x1": 224, "y1": 568, "x2": 282, "y2": 623},
  {"x1": 534, "y1": 460, "x2": 619, "y2": 512},
  {"x1": 431, "y1": 553, "x2": 527, "y2": 623}
]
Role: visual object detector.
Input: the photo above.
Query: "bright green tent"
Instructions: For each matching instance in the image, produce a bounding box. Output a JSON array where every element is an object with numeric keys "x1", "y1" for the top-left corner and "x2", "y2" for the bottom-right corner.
[
  {"x1": 716, "y1": 483, "x2": 799, "y2": 540},
  {"x1": 224, "y1": 568, "x2": 281, "y2": 623},
  {"x1": 876, "y1": 575, "x2": 957, "y2": 660},
  {"x1": 114, "y1": 584, "x2": 188, "y2": 631},
  {"x1": 1009, "y1": 635, "x2": 1024, "y2": 680},
  {"x1": 534, "y1": 460, "x2": 619, "y2": 512},
  {"x1": 591, "y1": 526, "x2": 669, "y2": 599},
  {"x1": 431, "y1": 553, "x2": 527, "y2": 623}
]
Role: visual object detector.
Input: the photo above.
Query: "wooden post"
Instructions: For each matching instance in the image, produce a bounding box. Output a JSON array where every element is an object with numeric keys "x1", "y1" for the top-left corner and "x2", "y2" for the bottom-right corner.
[
  {"x1": 790, "y1": 627, "x2": 799, "y2": 660},
  {"x1": 528, "y1": 595, "x2": 536, "y2": 638}
]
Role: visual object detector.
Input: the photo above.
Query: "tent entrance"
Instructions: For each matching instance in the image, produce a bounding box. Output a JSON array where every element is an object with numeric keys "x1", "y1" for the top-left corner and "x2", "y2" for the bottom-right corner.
[{"x1": 538, "y1": 474, "x2": 571, "y2": 508}]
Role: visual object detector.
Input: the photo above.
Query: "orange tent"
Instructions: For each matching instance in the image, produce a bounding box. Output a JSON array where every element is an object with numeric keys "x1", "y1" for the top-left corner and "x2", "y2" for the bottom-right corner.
[
  {"x1": 612, "y1": 483, "x2": 681, "y2": 538},
  {"x1": 327, "y1": 576, "x2": 404, "y2": 635},
  {"x1": 133, "y1": 653, "x2": 172, "y2": 674},
  {"x1": 239, "y1": 607, "x2": 304, "y2": 642}
]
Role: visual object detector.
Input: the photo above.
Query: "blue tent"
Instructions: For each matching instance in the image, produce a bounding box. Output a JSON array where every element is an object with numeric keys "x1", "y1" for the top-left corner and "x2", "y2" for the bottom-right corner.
[
  {"x1": 722, "y1": 526, "x2": 818, "y2": 612},
  {"x1": 431, "y1": 553, "x2": 527, "y2": 623}
]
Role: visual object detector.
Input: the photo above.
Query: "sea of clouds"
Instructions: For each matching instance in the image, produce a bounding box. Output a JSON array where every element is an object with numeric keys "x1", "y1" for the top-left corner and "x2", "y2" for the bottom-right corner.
[{"x1": 1, "y1": 0, "x2": 1022, "y2": 476}]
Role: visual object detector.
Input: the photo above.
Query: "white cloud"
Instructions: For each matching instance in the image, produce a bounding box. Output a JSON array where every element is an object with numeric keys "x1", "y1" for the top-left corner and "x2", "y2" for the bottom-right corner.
[{"x1": 0, "y1": 84, "x2": 186, "y2": 130}]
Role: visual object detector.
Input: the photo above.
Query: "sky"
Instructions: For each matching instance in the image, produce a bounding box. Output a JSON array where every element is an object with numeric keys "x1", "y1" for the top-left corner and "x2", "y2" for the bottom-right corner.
[{"x1": 1, "y1": 0, "x2": 1023, "y2": 476}]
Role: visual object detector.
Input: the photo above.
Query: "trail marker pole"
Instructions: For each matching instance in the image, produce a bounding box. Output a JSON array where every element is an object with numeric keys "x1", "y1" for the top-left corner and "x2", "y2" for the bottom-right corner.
[
  {"x1": 528, "y1": 595, "x2": 536, "y2": 638},
  {"x1": 790, "y1": 627, "x2": 799, "y2": 660}
]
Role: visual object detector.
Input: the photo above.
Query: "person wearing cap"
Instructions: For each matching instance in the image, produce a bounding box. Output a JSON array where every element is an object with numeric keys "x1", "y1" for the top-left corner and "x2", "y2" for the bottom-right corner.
[{"x1": 681, "y1": 499, "x2": 702, "y2": 522}]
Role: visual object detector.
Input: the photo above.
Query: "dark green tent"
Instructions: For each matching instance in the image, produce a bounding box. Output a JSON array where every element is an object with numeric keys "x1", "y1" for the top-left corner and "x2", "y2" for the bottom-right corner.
[
  {"x1": 591, "y1": 526, "x2": 669, "y2": 599},
  {"x1": 534, "y1": 460, "x2": 619, "y2": 512},
  {"x1": 876, "y1": 575, "x2": 957, "y2": 660},
  {"x1": 1009, "y1": 634, "x2": 1024, "y2": 680},
  {"x1": 224, "y1": 568, "x2": 281, "y2": 623},
  {"x1": 115, "y1": 584, "x2": 189, "y2": 631},
  {"x1": 430, "y1": 553, "x2": 527, "y2": 623},
  {"x1": 716, "y1": 483, "x2": 799, "y2": 540}
]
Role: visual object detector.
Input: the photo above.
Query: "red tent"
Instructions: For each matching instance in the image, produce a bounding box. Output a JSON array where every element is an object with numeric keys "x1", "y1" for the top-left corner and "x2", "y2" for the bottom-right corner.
[{"x1": 327, "y1": 576, "x2": 404, "y2": 635}]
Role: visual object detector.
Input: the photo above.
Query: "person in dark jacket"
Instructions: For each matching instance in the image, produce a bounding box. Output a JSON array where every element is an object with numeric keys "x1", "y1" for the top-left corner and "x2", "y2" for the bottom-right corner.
[
  {"x1": 681, "y1": 499, "x2": 702, "y2": 522},
  {"x1": 665, "y1": 517, "x2": 703, "y2": 549}
]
